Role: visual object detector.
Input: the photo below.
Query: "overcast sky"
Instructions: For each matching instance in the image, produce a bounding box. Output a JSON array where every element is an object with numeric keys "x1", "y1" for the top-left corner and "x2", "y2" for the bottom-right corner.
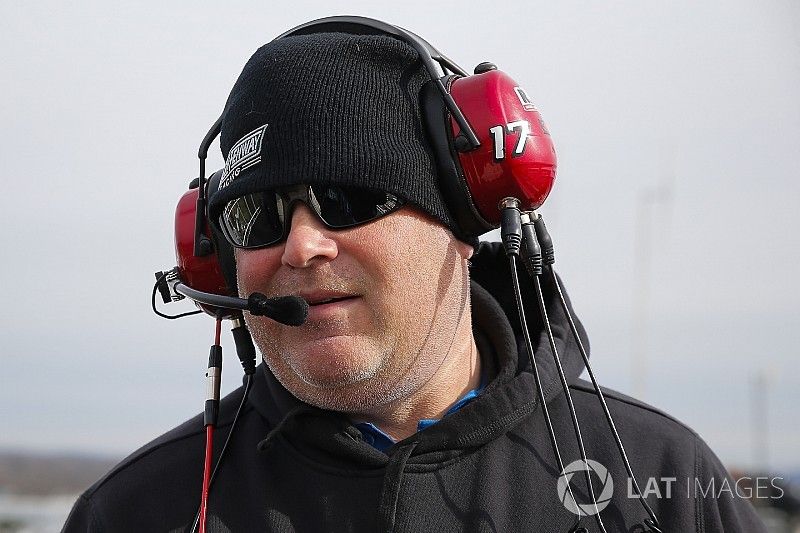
[{"x1": 1, "y1": 1, "x2": 798, "y2": 472}]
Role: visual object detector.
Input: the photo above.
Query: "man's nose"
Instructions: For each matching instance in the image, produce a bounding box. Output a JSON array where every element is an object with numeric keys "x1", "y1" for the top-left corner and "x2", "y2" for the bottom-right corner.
[{"x1": 281, "y1": 203, "x2": 339, "y2": 268}]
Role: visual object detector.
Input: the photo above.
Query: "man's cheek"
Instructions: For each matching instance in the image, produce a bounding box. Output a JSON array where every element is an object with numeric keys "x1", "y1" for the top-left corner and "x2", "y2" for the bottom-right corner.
[{"x1": 247, "y1": 316, "x2": 281, "y2": 353}]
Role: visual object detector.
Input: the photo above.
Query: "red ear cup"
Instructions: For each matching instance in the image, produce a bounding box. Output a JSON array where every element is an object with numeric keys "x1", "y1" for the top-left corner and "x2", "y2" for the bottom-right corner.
[
  {"x1": 449, "y1": 69, "x2": 556, "y2": 221},
  {"x1": 174, "y1": 185, "x2": 234, "y2": 317}
]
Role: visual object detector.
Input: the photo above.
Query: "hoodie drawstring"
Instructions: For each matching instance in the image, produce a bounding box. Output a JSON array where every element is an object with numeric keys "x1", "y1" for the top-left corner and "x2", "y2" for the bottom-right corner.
[{"x1": 377, "y1": 441, "x2": 418, "y2": 533}]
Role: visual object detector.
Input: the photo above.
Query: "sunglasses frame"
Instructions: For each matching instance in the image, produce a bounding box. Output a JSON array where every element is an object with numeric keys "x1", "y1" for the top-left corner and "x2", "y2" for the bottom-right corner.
[{"x1": 214, "y1": 184, "x2": 406, "y2": 250}]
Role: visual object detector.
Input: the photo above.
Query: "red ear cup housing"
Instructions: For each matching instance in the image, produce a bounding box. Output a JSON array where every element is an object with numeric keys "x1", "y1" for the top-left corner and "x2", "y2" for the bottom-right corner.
[
  {"x1": 174, "y1": 186, "x2": 234, "y2": 317},
  {"x1": 449, "y1": 69, "x2": 556, "y2": 221}
]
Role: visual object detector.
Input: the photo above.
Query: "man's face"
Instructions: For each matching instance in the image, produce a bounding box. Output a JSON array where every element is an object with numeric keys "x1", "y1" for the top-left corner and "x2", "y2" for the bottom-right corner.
[{"x1": 235, "y1": 202, "x2": 473, "y2": 413}]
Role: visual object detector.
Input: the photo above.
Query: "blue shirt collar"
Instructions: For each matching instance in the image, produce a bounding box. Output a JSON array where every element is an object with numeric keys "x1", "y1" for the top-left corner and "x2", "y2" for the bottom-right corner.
[{"x1": 354, "y1": 371, "x2": 487, "y2": 453}]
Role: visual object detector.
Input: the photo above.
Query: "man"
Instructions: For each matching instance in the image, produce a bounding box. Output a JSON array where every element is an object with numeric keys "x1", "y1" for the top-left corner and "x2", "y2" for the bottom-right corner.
[{"x1": 64, "y1": 22, "x2": 767, "y2": 532}]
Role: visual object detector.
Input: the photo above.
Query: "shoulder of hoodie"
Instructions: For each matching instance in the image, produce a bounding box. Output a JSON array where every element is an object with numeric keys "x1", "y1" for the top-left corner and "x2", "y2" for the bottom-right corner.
[
  {"x1": 567, "y1": 379, "x2": 767, "y2": 529},
  {"x1": 568, "y1": 378, "x2": 701, "y2": 440},
  {"x1": 77, "y1": 384, "x2": 254, "y2": 503},
  {"x1": 567, "y1": 378, "x2": 727, "y2": 469}
]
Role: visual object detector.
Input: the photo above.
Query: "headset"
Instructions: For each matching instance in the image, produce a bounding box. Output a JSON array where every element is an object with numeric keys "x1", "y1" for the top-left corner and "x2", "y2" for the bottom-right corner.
[{"x1": 158, "y1": 15, "x2": 556, "y2": 316}]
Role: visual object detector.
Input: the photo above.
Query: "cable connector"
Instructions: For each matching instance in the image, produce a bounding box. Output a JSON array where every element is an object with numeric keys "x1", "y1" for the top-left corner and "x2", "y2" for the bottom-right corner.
[
  {"x1": 231, "y1": 317, "x2": 257, "y2": 375},
  {"x1": 520, "y1": 212, "x2": 543, "y2": 277},
  {"x1": 532, "y1": 212, "x2": 555, "y2": 266},
  {"x1": 154, "y1": 268, "x2": 185, "y2": 304},
  {"x1": 499, "y1": 197, "x2": 522, "y2": 257},
  {"x1": 204, "y1": 344, "x2": 222, "y2": 427}
]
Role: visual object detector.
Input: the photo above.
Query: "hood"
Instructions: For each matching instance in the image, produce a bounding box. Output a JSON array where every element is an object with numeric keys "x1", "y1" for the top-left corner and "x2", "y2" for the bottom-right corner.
[
  {"x1": 247, "y1": 240, "x2": 590, "y2": 461},
  {"x1": 245, "y1": 240, "x2": 591, "y2": 531},
  {"x1": 469, "y1": 241, "x2": 590, "y2": 404}
]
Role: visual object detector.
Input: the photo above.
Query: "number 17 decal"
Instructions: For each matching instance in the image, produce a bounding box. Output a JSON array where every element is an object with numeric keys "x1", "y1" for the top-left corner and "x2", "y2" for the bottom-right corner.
[{"x1": 489, "y1": 120, "x2": 530, "y2": 160}]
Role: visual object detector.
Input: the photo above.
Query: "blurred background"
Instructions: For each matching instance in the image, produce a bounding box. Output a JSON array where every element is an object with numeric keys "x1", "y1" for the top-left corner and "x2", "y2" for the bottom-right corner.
[{"x1": 1, "y1": 0, "x2": 797, "y2": 531}]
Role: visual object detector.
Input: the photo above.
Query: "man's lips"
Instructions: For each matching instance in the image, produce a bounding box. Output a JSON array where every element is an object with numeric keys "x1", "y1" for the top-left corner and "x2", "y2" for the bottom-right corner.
[
  {"x1": 299, "y1": 290, "x2": 360, "y2": 306},
  {"x1": 295, "y1": 290, "x2": 361, "y2": 321}
]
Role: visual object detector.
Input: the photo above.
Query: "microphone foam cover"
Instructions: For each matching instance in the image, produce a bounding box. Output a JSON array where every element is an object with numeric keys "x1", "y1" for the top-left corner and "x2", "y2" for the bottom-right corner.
[{"x1": 247, "y1": 294, "x2": 308, "y2": 326}]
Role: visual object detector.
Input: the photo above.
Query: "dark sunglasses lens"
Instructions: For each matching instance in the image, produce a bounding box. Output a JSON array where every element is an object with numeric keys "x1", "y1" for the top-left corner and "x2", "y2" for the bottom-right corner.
[
  {"x1": 312, "y1": 186, "x2": 403, "y2": 228},
  {"x1": 219, "y1": 186, "x2": 404, "y2": 248},
  {"x1": 219, "y1": 192, "x2": 285, "y2": 248}
]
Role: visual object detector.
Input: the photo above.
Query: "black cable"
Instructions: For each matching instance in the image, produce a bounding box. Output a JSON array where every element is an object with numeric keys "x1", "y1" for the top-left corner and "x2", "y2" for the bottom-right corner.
[
  {"x1": 190, "y1": 373, "x2": 254, "y2": 533},
  {"x1": 503, "y1": 201, "x2": 601, "y2": 530},
  {"x1": 508, "y1": 255, "x2": 583, "y2": 531},
  {"x1": 152, "y1": 272, "x2": 202, "y2": 320},
  {"x1": 499, "y1": 199, "x2": 583, "y2": 529},
  {"x1": 532, "y1": 273, "x2": 608, "y2": 532},
  {"x1": 549, "y1": 267, "x2": 663, "y2": 533},
  {"x1": 529, "y1": 212, "x2": 663, "y2": 532}
]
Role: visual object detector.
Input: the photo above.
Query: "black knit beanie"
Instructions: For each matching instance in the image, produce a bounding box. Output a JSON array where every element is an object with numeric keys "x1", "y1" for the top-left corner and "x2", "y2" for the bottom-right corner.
[{"x1": 207, "y1": 32, "x2": 460, "y2": 239}]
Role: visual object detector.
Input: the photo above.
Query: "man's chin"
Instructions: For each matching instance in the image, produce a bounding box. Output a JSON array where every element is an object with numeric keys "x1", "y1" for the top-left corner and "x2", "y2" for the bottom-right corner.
[
  {"x1": 280, "y1": 338, "x2": 386, "y2": 389},
  {"x1": 294, "y1": 364, "x2": 376, "y2": 389},
  {"x1": 282, "y1": 369, "x2": 383, "y2": 413}
]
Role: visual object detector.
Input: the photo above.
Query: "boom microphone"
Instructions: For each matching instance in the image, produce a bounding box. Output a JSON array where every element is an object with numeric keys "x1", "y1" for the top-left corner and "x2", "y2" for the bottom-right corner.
[
  {"x1": 247, "y1": 294, "x2": 308, "y2": 326},
  {"x1": 154, "y1": 269, "x2": 308, "y2": 326}
]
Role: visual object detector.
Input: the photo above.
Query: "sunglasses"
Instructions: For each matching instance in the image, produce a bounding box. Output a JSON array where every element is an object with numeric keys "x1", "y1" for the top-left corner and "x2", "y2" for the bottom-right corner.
[{"x1": 215, "y1": 184, "x2": 405, "y2": 249}]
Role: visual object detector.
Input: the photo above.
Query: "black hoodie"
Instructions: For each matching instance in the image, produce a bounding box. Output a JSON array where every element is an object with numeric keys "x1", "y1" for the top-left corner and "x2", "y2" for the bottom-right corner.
[{"x1": 63, "y1": 242, "x2": 766, "y2": 532}]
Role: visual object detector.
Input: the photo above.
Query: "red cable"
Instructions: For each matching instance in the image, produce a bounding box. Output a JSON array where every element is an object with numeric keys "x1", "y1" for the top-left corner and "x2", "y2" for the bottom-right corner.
[
  {"x1": 199, "y1": 425, "x2": 214, "y2": 533},
  {"x1": 199, "y1": 318, "x2": 222, "y2": 533}
]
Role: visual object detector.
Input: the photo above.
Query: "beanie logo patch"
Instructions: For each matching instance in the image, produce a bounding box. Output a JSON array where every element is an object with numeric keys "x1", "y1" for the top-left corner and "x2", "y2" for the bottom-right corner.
[{"x1": 220, "y1": 124, "x2": 268, "y2": 190}]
